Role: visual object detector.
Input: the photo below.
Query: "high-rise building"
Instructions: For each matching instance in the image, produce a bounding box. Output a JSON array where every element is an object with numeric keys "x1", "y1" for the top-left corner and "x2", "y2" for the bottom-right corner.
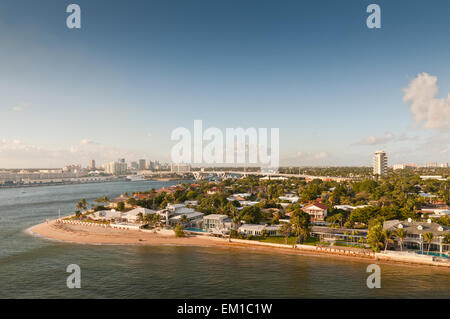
[
  {"x1": 104, "y1": 161, "x2": 127, "y2": 175},
  {"x1": 89, "y1": 160, "x2": 96, "y2": 170},
  {"x1": 138, "y1": 159, "x2": 146, "y2": 170},
  {"x1": 440, "y1": 162, "x2": 449, "y2": 168},
  {"x1": 130, "y1": 161, "x2": 138, "y2": 169},
  {"x1": 425, "y1": 162, "x2": 438, "y2": 168},
  {"x1": 373, "y1": 151, "x2": 387, "y2": 176},
  {"x1": 170, "y1": 163, "x2": 191, "y2": 173}
]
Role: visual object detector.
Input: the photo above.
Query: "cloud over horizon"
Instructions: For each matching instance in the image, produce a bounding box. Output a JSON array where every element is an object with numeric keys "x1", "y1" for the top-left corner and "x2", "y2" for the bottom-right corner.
[{"x1": 403, "y1": 72, "x2": 450, "y2": 130}]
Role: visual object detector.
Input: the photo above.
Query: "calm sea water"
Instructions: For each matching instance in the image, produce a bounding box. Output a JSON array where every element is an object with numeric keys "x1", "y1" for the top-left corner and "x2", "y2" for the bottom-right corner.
[{"x1": 0, "y1": 181, "x2": 449, "y2": 298}]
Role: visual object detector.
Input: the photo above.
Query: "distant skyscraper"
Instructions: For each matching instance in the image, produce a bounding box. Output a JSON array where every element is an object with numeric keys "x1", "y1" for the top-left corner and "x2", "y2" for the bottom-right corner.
[
  {"x1": 171, "y1": 163, "x2": 191, "y2": 173},
  {"x1": 130, "y1": 161, "x2": 138, "y2": 169},
  {"x1": 138, "y1": 159, "x2": 146, "y2": 170},
  {"x1": 373, "y1": 151, "x2": 387, "y2": 176},
  {"x1": 89, "y1": 160, "x2": 96, "y2": 170},
  {"x1": 104, "y1": 161, "x2": 127, "y2": 175}
]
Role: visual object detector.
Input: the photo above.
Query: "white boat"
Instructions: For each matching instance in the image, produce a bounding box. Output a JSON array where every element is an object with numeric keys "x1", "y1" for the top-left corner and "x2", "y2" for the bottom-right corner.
[{"x1": 126, "y1": 175, "x2": 146, "y2": 182}]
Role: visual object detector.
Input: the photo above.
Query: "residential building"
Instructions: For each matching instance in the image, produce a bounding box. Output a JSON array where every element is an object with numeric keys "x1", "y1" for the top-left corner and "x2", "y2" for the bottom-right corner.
[
  {"x1": 91, "y1": 210, "x2": 122, "y2": 221},
  {"x1": 238, "y1": 224, "x2": 280, "y2": 236},
  {"x1": 169, "y1": 211, "x2": 204, "y2": 226},
  {"x1": 373, "y1": 150, "x2": 387, "y2": 176},
  {"x1": 121, "y1": 207, "x2": 157, "y2": 223},
  {"x1": 301, "y1": 202, "x2": 328, "y2": 222},
  {"x1": 203, "y1": 214, "x2": 231, "y2": 232},
  {"x1": 383, "y1": 219, "x2": 450, "y2": 254}
]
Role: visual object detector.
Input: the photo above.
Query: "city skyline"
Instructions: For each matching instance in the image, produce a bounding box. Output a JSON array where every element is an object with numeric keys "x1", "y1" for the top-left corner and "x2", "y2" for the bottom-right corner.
[{"x1": 1, "y1": 0, "x2": 450, "y2": 168}]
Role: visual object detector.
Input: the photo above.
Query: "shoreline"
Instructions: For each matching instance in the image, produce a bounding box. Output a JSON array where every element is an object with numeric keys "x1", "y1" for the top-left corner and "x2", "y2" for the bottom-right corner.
[{"x1": 28, "y1": 220, "x2": 450, "y2": 270}]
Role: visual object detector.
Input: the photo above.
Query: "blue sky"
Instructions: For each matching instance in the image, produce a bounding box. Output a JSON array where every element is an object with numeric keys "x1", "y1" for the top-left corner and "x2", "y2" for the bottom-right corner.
[{"x1": 0, "y1": 0, "x2": 449, "y2": 168}]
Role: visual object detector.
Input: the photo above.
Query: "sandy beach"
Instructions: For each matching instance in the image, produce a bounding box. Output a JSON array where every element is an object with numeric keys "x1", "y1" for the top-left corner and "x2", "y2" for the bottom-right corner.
[
  {"x1": 29, "y1": 220, "x2": 369, "y2": 260},
  {"x1": 29, "y1": 220, "x2": 227, "y2": 247},
  {"x1": 28, "y1": 220, "x2": 450, "y2": 269}
]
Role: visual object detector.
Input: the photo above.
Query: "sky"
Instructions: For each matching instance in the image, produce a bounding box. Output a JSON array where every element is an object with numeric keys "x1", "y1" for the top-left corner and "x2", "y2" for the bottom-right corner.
[{"x1": 0, "y1": 0, "x2": 449, "y2": 168}]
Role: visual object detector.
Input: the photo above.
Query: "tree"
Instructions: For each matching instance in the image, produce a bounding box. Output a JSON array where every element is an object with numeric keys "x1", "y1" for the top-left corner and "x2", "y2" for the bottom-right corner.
[
  {"x1": 240, "y1": 206, "x2": 263, "y2": 224},
  {"x1": 116, "y1": 202, "x2": 125, "y2": 212},
  {"x1": 75, "y1": 199, "x2": 87, "y2": 212},
  {"x1": 280, "y1": 223, "x2": 291, "y2": 244},
  {"x1": 290, "y1": 209, "x2": 311, "y2": 244},
  {"x1": 395, "y1": 228, "x2": 407, "y2": 251},
  {"x1": 94, "y1": 196, "x2": 109, "y2": 204},
  {"x1": 382, "y1": 229, "x2": 394, "y2": 252},
  {"x1": 180, "y1": 214, "x2": 188, "y2": 225},
  {"x1": 174, "y1": 224, "x2": 185, "y2": 237},
  {"x1": 367, "y1": 223, "x2": 384, "y2": 252},
  {"x1": 423, "y1": 232, "x2": 434, "y2": 255}
]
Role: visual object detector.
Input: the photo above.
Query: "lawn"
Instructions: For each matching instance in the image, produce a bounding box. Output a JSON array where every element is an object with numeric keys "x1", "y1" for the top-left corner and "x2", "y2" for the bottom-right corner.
[{"x1": 252, "y1": 236, "x2": 321, "y2": 246}]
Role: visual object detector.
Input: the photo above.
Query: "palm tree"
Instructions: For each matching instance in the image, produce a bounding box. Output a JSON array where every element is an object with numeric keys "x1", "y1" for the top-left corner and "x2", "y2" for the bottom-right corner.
[
  {"x1": 232, "y1": 214, "x2": 241, "y2": 230},
  {"x1": 180, "y1": 214, "x2": 188, "y2": 226},
  {"x1": 280, "y1": 223, "x2": 292, "y2": 244},
  {"x1": 395, "y1": 228, "x2": 407, "y2": 251},
  {"x1": 75, "y1": 198, "x2": 87, "y2": 212},
  {"x1": 382, "y1": 229, "x2": 394, "y2": 252},
  {"x1": 423, "y1": 232, "x2": 434, "y2": 255}
]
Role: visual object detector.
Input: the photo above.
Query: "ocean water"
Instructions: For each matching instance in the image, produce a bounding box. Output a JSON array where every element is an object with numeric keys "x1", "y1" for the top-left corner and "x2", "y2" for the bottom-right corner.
[{"x1": 0, "y1": 181, "x2": 449, "y2": 298}]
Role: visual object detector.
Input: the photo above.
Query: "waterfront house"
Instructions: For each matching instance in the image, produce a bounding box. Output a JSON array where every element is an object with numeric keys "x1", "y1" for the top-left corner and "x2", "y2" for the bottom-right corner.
[
  {"x1": 311, "y1": 226, "x2": 368, "y2": 243},
  {"x1": 91, "y1": 209, "x2": 122, "y2": 221},
  {"x1": 203, "y1": 214, "x2": 231, "y2": 232},
  {"x1": 301, "y1": 202, "x2": 328, "y2": 222},
  {"x1": 169, "y1": 211, "x2": 204, "y2": 227},
  {"x1": 383, "y1": 219, "x2": 450, "y2": 254},
  {"x1": 121, "y1": 207, "x2": 157, "y2": 223},
  {"x1": 238, "y1": 224, "x2": 280, "y2": 236}
]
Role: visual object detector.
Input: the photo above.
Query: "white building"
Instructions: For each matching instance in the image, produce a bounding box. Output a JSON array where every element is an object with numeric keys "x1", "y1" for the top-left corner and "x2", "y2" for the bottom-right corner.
[
  {"x1": 373, "y1": 150, "x2": 387, "y2": 176},
  {"x1": 104, "y1": 161, "x2": 127, "y2": 175},
  {"x1": 121, "y1": 207, "x2": 157, "y2": 223},
  {"x1": 91, "y1": 210, "x2": 122, "y2": 221},
  {"x1": 169, "y1": 211, "x2": 204, "y2": 226},
  {"x1": 203, "y1": 214, "x2": 231, "y2": 232},
  {"x1": 238, "y1": 224, "x2": 280, "y2": 236},
  {"x1": 170, "y1": 163, "x2": 191, "y2": 173},
  {"x1": 279, "y1": 195, "x2": 299, "y2": 203}
]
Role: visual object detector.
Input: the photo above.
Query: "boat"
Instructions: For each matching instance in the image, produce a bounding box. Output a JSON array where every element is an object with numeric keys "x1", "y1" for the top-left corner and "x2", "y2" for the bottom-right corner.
[{"x1": 126, "y1": 175, "x2": 146, "y2": 182}]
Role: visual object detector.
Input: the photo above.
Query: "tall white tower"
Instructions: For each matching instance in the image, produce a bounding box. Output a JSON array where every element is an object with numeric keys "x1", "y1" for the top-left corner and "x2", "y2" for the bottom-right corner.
[{"x1": 373, "y1": 151, "x2": 388, "y2": 176}]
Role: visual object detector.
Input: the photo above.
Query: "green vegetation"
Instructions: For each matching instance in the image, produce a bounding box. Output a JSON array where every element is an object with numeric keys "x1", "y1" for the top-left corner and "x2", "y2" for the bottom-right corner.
[{"x1": 174, "y1": 224, "x2": 185, "y2": 237}]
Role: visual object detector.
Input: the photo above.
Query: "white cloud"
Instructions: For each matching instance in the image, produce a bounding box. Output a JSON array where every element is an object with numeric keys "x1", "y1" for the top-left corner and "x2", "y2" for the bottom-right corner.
[
  {"x1": 403, "y1": 72, "x2": 450, "y2": 130},
  {"x1": 355, "y1": 132, "x2": 394, "y2": 145},
  {"x1": 80, "y1": 139, "x2": 98, "y2": 145},
  {"x1": 10, "y1": 103, "x2": 30, "y2": 112},
  {"x1": 147, "y1": 133, "x2": 153, "y2": 137},
  {"x1": 11, "y1": 106, "x2": 23, "y2": 112}
]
